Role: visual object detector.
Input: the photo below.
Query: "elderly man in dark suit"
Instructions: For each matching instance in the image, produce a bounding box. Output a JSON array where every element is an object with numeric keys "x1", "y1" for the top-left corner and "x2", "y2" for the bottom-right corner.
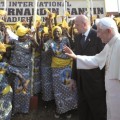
[{"x1": 71, "y1": 15, "x2": 106, "y2": 120}]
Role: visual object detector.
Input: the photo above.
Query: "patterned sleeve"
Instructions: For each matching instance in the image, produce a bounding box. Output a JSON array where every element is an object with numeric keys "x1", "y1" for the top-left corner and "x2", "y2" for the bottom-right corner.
[
  {"x1": 6, "y1": 65, "x2": 25, "y2": 82},
  {"x1": 0, "y1": 62, "x2": 8, "y2": 69}
]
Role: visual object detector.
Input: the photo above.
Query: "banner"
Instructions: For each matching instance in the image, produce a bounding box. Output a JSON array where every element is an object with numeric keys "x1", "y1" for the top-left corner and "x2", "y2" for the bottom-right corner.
[{"x1": 0, "y1": 0, "x2": 105, "y2": 22}]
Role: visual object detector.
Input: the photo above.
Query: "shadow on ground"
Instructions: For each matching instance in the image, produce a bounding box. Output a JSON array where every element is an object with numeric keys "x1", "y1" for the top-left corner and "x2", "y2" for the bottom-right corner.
[{"x1": 11, "y1": 94, "x2": 78, "y2": 120}]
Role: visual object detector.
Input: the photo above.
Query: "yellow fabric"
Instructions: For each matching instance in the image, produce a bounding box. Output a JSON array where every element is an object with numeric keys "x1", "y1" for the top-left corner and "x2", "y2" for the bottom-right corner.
[
  {"x1": 2, "y1": 85, "x2": 11, "y2": 95},
  {"x1": 16, "y1": 26, "x2": 30, "y2": 37},
  {"x1": 13, "y1": 21, "x2": 22, "y2": 30},
  {"x1": 74, "y1": 28, "x2": 78, "y2": 34},
  {"x1": 0, "y1": 54, "x2": 3, "y2": 60},
  {"x1": 4, "y1": 44, "x2": 11, "y2": 48},
  {"x1": 114, "y1": 17, "x2": 120, "y2": 25},
  {"x1": 43, "y1": 27, "x2": 49, "y2": 34},
  {"x1": 65, "y1": 11, "x2": 71, "y2": 17},
  {"x1": 45, "y1": 8, "x2": 56, "y2": 19},
  {"x1": 44, "y1": 8, "x2": 50, "y2": 14},
  {"x1": 35, "y1": 15, "x2": 41, "y2": 22},
  {"x1": 62, "y1": 19, "x2": 69, "y2": 28},
  {"x1": 57, "y1": 15, "x2": 62, "y2": 18},
  {"x1": 0, "y1": 42, "x2": 6, "y2": 52},
  {"x1": 57, "y1": 22, "x2": 62, "y2": 26},
  {"x1": 52, "y1": 26, "x2": 62, "y2": 38},
  {"x1": 51, "y1": 13, "x2": 56, "y2": 19},
  {"x1": 41, "y1": 22, "x2": 45, "y2": 26},
  {"x1": 6, "y1": 25, "x2": 12, "y2": 30},
  {"x1": 51, "y1": 57, "x2": 72, "y2": 68},
  {"x1": 33, "y1": 15, "x2": 41, "y2": 29},
  {"x1": 0, "y1": 42, "x2": 11, "y2": 53},
  {"x1": 0, "y1": 10, "x2": 7, "y2": 16},
  {"x1": 0, "y1": 19, "x2": 4, "y2": 23},
  {"x1": 0, "y1": 69, "x2": 6, "y2": 74}
]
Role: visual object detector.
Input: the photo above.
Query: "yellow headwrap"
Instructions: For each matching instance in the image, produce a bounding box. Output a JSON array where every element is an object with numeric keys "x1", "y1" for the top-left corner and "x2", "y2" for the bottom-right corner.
[
  {"x1": 6, "y1": 25, "x2": 12, "y2": 30},
  {"x1": 57, "y1": 22, "x2": 62, "y2": 26},
  {"x1": 62, "y1": 19, "x2": 69, "y2": 29},
  {"x1": 16, "y1": 26, "x2": 30, "y2": 37},
  {"x1": 0, "y1": 10, "x2": 7, "y2": 16},
  {"x1": 0, "y1": 19, "x2": 4, "y2": 23},
  {"x1": 13, "y1": 21, "x2": 22, "y2": 31},
  {"x1": 52, "y1": 26, "x2": 62, "y2": 38}
]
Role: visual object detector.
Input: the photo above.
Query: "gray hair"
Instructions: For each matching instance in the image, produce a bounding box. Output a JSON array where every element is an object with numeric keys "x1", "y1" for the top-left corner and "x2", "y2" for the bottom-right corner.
[{"x1": 97, "y1": 17, "x2": 118, "y2": 33}]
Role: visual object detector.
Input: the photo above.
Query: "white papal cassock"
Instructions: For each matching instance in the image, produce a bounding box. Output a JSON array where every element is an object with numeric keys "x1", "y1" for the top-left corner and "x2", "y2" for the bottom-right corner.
[{"x1": 76, "y1": 34, "x2": 120, "y2": 120}]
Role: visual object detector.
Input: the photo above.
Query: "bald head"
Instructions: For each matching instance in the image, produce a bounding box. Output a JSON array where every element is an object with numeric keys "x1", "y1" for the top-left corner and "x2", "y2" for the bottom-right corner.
[
  {"x1": 75, "y1": 15, "x2": 90, "y2": 34},
  {"x1": 75, "y1": 15, "x2": 89, "y2": 24}
]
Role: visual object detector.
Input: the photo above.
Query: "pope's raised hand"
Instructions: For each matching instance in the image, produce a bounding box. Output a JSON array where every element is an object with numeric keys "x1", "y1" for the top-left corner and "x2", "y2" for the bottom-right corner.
[{"x1": 63, "y1": 45, "x2": 77, "y2": 59}]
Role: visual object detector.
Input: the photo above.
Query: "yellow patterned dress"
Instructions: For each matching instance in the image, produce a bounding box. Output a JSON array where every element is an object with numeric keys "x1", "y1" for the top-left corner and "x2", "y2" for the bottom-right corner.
[
  {"x1": 0, "y1": 62, "x2": 25, "y2": 120},
  {"x1": 10, "y1": 40, "x2": 32, "y2": 114},
  {"x1": 50, "y1": 37, "x2": 78, "y2": 114}
]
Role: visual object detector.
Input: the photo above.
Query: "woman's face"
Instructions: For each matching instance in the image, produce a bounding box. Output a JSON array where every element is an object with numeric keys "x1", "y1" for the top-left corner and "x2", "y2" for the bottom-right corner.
[
  {"x1": 62, "y1": 28, "x2": 67, "y2": 36},
  {"x1": 53, "y1": 28, "x2": 61, "y2": 39},
  {"x1": 43, "y1": 34, "x2": 49, "y2": 43}
]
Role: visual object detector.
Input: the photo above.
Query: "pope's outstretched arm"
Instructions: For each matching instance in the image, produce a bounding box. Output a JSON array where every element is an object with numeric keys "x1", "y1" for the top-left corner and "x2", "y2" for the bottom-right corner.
[{"x1": 63, "y1": 45, "x2": 107, "y2": 70}]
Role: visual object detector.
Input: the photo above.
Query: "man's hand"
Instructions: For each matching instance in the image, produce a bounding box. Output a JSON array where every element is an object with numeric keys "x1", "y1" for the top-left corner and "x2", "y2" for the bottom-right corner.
[{"x1": 63, "y1": 45, "x2": 77, "y2": 59}]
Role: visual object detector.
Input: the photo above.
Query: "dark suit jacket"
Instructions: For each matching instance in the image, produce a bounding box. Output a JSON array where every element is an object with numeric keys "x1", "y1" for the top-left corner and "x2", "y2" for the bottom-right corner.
[{"x1": 72, "y1": 28, "x2": 105, "y2": 99}]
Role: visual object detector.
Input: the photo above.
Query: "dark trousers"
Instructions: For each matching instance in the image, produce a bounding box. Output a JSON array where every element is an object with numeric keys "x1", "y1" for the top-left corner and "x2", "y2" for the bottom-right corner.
[{"x1": 78, "y1": 92, "x2": 106, "y2": 120}]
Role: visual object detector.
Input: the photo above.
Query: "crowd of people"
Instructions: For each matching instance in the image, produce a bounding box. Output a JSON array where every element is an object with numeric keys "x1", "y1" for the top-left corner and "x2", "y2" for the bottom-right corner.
[{"x1": 0, "y1": 9, "x2": 120, "y2": 120}]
